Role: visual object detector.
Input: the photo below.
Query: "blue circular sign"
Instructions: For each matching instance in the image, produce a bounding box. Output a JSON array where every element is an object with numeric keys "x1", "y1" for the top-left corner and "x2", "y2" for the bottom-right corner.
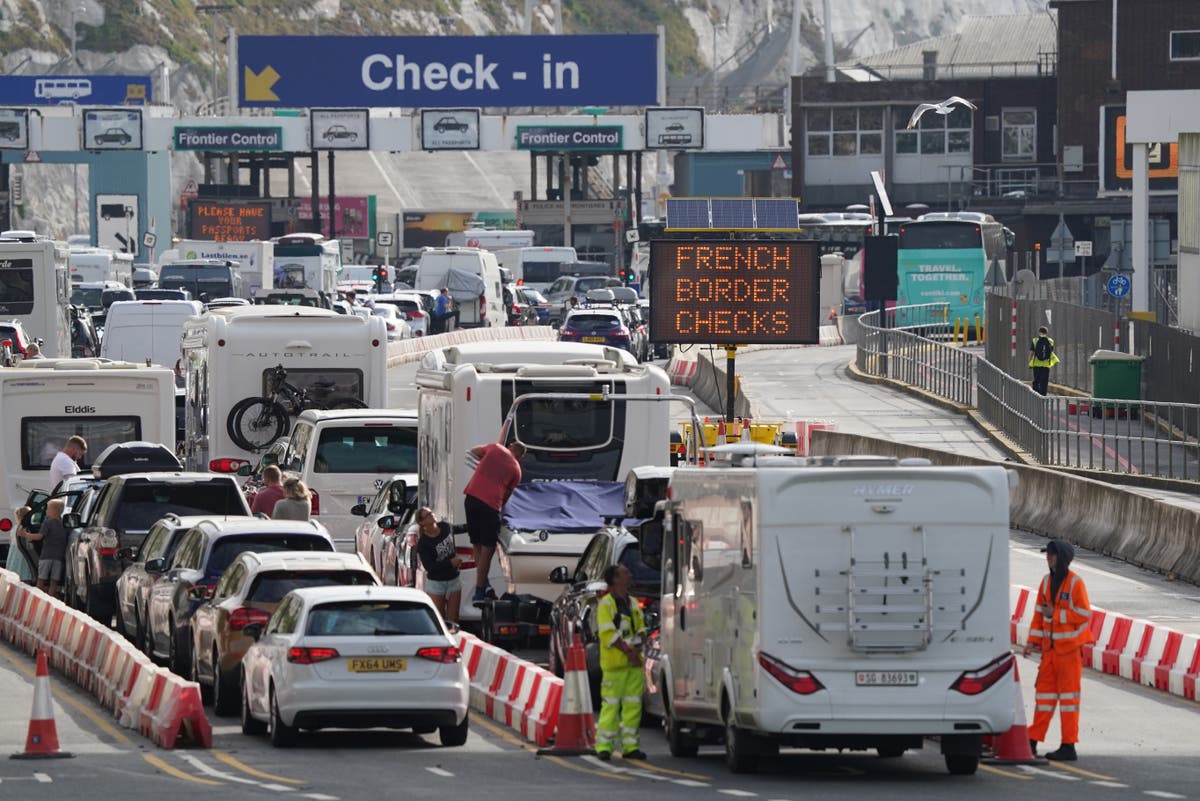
[{"x1": 1106, "y1": 273, "x2": 1131, "y2": 298}]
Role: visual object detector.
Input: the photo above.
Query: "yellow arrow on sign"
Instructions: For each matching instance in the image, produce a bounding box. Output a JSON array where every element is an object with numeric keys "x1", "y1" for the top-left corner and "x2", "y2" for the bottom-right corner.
[{"x1": 244, "y1": 65, "x2": 280, "y2": 102}]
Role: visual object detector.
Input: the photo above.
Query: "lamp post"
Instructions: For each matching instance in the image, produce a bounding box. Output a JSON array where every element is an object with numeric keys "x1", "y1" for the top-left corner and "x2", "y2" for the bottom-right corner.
[
  {"x1": 197, "y1": 4, "x2": 234, "y2": 113},
  {"x1": 68, "y1": 3, "x2": 86, "y2": 64}
]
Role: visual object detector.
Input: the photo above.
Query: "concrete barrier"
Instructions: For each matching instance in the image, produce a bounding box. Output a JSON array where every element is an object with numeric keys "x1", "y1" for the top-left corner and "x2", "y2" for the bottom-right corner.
[
  {"x1": 385, "y1": 326, "x2": 556, "y2": 368},
  {"x1": 808, "y1": 429, "x2": 1200, "y2": 586}
]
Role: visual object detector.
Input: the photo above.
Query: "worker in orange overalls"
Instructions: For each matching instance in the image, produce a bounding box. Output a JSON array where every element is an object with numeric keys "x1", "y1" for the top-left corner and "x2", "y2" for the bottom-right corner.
[{"x1": 1023, "y1": 539, "x2": 1092, "y2": 761}]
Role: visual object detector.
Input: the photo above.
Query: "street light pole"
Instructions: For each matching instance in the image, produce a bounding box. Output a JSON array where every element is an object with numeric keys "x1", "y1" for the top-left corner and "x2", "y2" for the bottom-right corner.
[{"x1": 197, "y1": 4, "x2": 234, "y2": 113}]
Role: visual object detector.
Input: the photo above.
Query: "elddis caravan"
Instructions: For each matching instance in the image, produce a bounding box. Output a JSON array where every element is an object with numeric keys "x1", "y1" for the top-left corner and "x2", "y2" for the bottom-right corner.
[
  {"x1": 0, "y1": 359, "x2": 176, "y2": 542},
  {"x1": 180, "y1": 306, "x2": 388, "y2": 474},
  {"x1": 649, "y1": 450, "x2": 1016, "y2": 776},
  {"x1": 416, "y1": 341, "x2": 671, "y2": 614}
]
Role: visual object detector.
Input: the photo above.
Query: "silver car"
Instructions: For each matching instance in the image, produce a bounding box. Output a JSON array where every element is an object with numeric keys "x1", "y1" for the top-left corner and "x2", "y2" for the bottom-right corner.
[{"x1": 240, "y1": 585, "x2": 470, "y2": 747}]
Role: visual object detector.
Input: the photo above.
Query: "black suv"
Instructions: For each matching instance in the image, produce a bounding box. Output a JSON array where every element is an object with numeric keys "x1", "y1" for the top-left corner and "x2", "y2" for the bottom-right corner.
[{"x1": 63, "y1": 472, "x2": 252, "y2": 623}]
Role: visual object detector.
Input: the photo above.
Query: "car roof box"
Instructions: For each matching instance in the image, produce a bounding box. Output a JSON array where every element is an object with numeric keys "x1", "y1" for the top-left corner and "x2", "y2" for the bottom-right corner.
[{"x1": 91, "y1": 441, "x2": 183, "y2": 478}]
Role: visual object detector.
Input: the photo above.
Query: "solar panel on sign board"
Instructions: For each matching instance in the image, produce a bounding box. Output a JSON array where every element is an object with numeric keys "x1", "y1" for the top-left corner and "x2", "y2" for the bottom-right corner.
[
  {"x1": 710, "y1": 198, "x2": 755, "y2": 229},
  {"x1": 754, "y1": 198, "x2": 800, "y2": 230},
  {"x1": 665, "y1": 198, "x2": 711, "y2": 230}
]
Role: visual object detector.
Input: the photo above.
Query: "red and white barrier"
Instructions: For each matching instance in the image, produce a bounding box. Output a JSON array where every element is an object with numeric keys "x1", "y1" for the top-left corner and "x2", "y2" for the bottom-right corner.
[
  {"x1": 666, "y1": 351, "x2": 698, "y2": 386},
  {"x1": 1010, "y1": 582, "x2": 1199, "y2": 702},
  {"x1": 795, "y1": 419, "x2": 837, "y2": 457},
  {"x1": 456, "y1": 631, "x2": 562, "y2": 747},
  {"x1": 0, "y1": 568, "x2": 211, "y2": 748}
]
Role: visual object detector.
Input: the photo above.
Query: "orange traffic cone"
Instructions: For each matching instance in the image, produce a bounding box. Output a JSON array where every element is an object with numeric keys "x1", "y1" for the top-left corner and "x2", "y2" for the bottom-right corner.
[
  {"x1": 536, "y1": 634, "x2": 596, "y2": 756},
  {"x1": 11, "y1": 648, "x2": 73, "y2": 760},
  {"x1": 983, "y1": 660, "x2": 1043, "y2": 765}
]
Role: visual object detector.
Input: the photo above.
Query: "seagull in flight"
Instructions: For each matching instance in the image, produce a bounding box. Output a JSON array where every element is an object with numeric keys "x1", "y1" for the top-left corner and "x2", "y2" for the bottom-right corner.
[{"x1": 906, "y1": 96, "x2": 978, "y2": 129}]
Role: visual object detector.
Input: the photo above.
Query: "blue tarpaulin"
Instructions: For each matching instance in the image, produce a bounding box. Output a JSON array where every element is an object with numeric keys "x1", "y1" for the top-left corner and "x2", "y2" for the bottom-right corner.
[{"x1": 502, "y1": 480, "x2": 626, "y2": 532}]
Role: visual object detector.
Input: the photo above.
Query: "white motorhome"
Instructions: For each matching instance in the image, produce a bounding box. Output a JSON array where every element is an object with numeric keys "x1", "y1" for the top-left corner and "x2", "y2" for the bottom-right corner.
[
  {"x1": 445, "y1": 229, "x2": 534, "y2": 251},
  {"x1": 495, "y1": 246, "x2": 578, "y2": 293},
  {"x1": 68, "y1": 248, "x2": 134, "y2": 287},
  {"x1": 415, "y1": 247, "x2": 505, "y2": 328},
  {"x1": 416, "y1": 341, "x2": 671, "y2": 611},
  {"x1": 0, "y1": 231, "x2": 71, "y2": 357},
  {"x1": 267, "y1": 233, "x2": 340, "y2": 297},
  {"x1": 180, "y1": 306, "x2": 388, "y2": 474},
  {"x1": 176, "y1": 239, "x2": 273, "y2": 299},
  {"x1": 0, "y1": 360, "x2": 176, "y2": 536},
  {"x1": 651, "y1": 449, "x2": 1016, "y2": 776}
]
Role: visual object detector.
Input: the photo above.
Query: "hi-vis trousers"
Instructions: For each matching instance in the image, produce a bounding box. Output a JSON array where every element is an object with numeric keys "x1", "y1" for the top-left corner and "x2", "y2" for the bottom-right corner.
[
  {"x1": 1028, "y1": 647, "x2": 1083, "y2": 744},
  {"x1": 595, "y1": 666, "x2": 644, "y2": 755}
]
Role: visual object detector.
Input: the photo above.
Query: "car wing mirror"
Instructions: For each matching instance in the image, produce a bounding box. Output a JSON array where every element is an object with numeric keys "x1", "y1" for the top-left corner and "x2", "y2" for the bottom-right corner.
[
  {"x1": 351, "y1": 503, "x2": 367, "y2": 516},
  {"x1": 144, "y1": 557, "x2": 165, "y2": 573},
  {"x1": 61, "y1": 512, "x2": 80, "y2": 529},
  {"x1": 376, "y1": 514, "x2": 395, "y2": 530},
  {"x1": 548, "y1": 565, "x2": 570, "y2": 583},
  {"x1": 242, "y1": 622, "x2": 263, "y2": 641}
]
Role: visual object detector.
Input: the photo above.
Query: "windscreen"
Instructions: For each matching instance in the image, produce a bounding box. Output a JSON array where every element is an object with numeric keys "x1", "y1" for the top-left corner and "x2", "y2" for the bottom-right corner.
[
  {"x1": 112, "y1": 481, "x2": 246, "y2": 533},
  {"x1": 22, "y1": 417, "x2": 140, "y2": 471},
  {"x1": 522, "y1": 261, "x2": 574, "y2": 285},
  {"x1": 205, "y1": 535, "x2": 334, "y2": 580},
  {"x1": 564, "y1": 314, "x2": 622, "y2": 333},
  {"x1": 71, "y1": 287, "x2": 104, "y2": 308},
  {"x1": 305, "y1": 600, "x2": 441, "y2": 636},
  {"x1": 160, "y1": 266, "x2": 233, "y2": 298},
  {"x1": 898, "y1": 222, "x2": 983, "y2": 250},
  {"x1": 618, "y1": 544, "x2": 661, "y2": 591},
  {"x1": 313, "y1": 426, "x2": 418, "y2": 474},
  {"x1": 246, "y1": 569, "x2": 375, "y2": 603}
]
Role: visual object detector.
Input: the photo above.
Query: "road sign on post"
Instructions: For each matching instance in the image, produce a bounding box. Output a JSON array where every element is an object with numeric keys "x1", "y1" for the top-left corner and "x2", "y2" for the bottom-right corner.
[
  {"x1": 1106, "y1": 273, "x2": 1131, "y2": 298},
  {"x1": 1046, "y1": 215, "x2": 1075, "y2": 264},
  {"x1": 1074, "y1": 240, "x2": 1093, "y2": 257}
]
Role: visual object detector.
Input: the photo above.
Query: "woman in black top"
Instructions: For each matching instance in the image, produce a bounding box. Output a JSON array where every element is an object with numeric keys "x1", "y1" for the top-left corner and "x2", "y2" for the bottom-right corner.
[{"x1": 415, "y1": 507, "x2": 462, "y2": 625}]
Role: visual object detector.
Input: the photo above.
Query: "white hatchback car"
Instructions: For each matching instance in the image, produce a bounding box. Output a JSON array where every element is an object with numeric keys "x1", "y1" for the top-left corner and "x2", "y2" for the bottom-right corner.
[{"x1": 240, "y1": 585, "x2": 469, "y2": 747}]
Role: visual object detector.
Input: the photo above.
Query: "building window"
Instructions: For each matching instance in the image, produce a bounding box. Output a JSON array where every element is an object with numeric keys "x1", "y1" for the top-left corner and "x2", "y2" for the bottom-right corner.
[
  {"x1": 1170, "y1": 30, "x2": 1200, "y2": 60},
  {"x1": 806, "y1": 107, "x2": 883, "y2": 157},
  {"x1": 895, "y1": 104, "x2": 972, "y2": 155},
  {"x1": 1001, "y1": 108, "x2": 1037, "y2": 162}
]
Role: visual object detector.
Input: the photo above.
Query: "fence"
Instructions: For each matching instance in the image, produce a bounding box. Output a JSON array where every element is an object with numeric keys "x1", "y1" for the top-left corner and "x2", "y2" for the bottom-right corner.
[{"x1": 857, "y1": 302, "x2": 1200, "y2": 482}]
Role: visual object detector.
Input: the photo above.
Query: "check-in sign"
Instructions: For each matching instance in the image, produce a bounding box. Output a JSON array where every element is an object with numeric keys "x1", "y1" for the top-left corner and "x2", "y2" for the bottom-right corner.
[{"x1": 239, "y1": 34, "x2": 657, "y2": 108}]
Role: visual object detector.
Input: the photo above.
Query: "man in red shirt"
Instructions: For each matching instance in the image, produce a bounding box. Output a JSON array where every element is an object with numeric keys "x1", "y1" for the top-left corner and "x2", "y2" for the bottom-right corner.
[
  {"x1": 464, "y1": 441, "x2": 526, "y2": 602},
  {"x1": 250, "y1": 466, "x2": 286, "y2": 517}
]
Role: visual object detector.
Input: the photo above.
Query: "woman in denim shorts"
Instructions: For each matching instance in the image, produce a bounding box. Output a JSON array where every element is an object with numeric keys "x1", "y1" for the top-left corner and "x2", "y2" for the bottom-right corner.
[{"x1": 416, "y1": 507, "x2": 462, "y2": 624}]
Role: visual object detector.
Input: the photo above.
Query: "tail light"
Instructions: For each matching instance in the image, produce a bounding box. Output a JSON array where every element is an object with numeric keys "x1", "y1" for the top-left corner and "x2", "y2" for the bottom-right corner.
[
  {"x1": 287, "y1": 646, "x2": 339, "y2": 664},
  {"x1": 310, "y1": 489, "x2": 320, "y2": 515},
  {"x1": 187, "y1": 582, "x2": 215, "y2": 601},
  {"x1": 95, "y1": 529, "x2": 120, "y2": 557},
  {"x1": 416, "y1": 645, "x2": 461, "y2": 663},
  {"x1": 758, "y1": 651, "x2": 824, "y2": 695},
  {"x1": 479, "y1": 295, "x2": 486, "y2": 319},
  {"x1": 455, "y1": 546, "x2": 476, "y2": 571},
  {"x1": 209, "y1": 458, "x2": 248, "y2": 473},
  {"x1": 0, "y1": 518, "x2": 11, "y2": 532},
  {"x1": 405, "y1": 310, "x2": 425, "y2": 320},
  {"x1": 950, "y1": 653, "x2": 1014, "y2": 695},
  {"x1": 228, "y1": 607, "x2": 271, "y2": 631}
]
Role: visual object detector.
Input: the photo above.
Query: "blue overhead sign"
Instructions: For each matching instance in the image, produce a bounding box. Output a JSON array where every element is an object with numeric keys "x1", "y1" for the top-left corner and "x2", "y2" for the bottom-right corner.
[
  {"x1": 238, "y1": 34, "x2": 657, "y2": 109},
  {"x1": 0, "y1": 75, "x2": 151, "y2": 106}
]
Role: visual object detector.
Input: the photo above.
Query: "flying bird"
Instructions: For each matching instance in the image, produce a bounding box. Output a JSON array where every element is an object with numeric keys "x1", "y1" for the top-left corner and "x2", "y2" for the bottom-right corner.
[{"x1": 906, "y1": 96, "x2": 978, "y2": 129}]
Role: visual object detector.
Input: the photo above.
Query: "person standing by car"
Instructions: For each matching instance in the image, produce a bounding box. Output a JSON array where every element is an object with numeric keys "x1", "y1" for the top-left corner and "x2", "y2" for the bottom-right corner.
[
  {"x1": 594, "y1": 563, "x2": 647, "y2": 761},
  {"x1": 251, "y1": 465, "x2": 286, "y2": 516},
  {"x1": 20, "y1": 498, "x2": 67, "y2": 598},
  {"x1": 49, "y1": 435, "x2": 87, "y2": 488},
  {"x1": 433, "y1": 288, "x2": 459, "y2": 334},
  {"x1": 415, "y1": 507, "x2": 462, "y2": 625},
  {"x1": 463, "y1": 441, "x2": 525, "y2": 603},
  {"x1": 272, "y1": 477, "x2": 312, "y2": 521}
]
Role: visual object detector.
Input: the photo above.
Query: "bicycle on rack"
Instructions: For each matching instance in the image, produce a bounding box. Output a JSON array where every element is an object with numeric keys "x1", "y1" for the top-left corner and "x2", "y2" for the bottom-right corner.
[{"x1": 226, "y1": 364, "x2": 367, "y2": 451}]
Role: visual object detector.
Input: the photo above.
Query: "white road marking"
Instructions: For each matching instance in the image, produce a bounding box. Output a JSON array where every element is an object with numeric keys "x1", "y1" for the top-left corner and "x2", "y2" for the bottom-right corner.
[
  {"x1": 1090, "y1": 781, "x2": 1130, "y2": 788},
  {"x1": 1018, "y1": 765, "x2": 1082, "y2": 780},
  {"x1": 1143, "y1": 792, "x2": 1186, "y2": 799},
  {"x1": 261, "y1": 784, "x2": 298, "y2": 792},
  {"x1": 302, "y1": 794, "x2": 340, "y2": 801},
  {"x1": 719, "y1": 791, "x2": 759, "y2": 798},
  {"x1": 33, "y1": 773, "x2": 52, "y2": 783},
  {"x1": 368, "y1": 150, "x2": 415, "y2": 208},
  {"x1": 672, "y1": 779, "x2": 710, "y2": 787},
  {"x1": 178, "y1": 753, "x2": 260, "y2": 786},
  {"x1": 461, "y1": 151, "x2": 506, "y2": 206},
  {"x1": 425, "y1": 767, "x2": 454, "y2": 778},
  {"x1": 1013, "y1": 548, "x2": 1144, "y2": 588}
]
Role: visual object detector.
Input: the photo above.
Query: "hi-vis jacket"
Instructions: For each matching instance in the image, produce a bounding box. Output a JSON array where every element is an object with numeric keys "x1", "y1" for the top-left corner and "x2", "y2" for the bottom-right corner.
[
  {"x1": 1028, "y1": 336, "x2": 1061, "y2": 369},
  {"x1": 597, "y1": 592, "x2": 646, "y2": 672},
  {"x1": 1029, "y1": 570, "x2": 1093, "y2": 653}
]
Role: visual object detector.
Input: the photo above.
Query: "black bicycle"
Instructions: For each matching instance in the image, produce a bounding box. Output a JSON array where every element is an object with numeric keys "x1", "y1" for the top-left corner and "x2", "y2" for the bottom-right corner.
[{"x1": 227, "y1": 364, "x2": 367, "y2": 451}]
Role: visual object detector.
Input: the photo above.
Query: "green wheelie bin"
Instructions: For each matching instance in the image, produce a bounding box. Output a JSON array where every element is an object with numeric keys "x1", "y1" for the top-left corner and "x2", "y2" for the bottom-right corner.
[{"x1": 1088, "y1": 349, "x2": 1144, "y2": 418}]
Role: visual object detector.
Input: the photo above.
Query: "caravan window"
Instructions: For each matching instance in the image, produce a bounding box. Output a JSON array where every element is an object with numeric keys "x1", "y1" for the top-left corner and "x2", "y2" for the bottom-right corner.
[
  {"x1": 522, "y1": 261, "x2": 573, "y2": 285},
  {"x1": 22, "y1": 417, "x2": 140, "y2": 471},
  {"x1": 0, "y1": 262, "x2": 35, "y2": 315},
  {"x1": 266, "y1": 368, "x2": 362, "y2": 407}
]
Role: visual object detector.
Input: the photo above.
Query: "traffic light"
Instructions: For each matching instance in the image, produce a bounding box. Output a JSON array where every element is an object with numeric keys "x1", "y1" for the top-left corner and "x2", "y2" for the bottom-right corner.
[
  {"x1": 372, "y1": 266, "x2": 387, "y2": 289},
  {"x1": 619, "y1": 266, "x2": 633, "y2": 285}
]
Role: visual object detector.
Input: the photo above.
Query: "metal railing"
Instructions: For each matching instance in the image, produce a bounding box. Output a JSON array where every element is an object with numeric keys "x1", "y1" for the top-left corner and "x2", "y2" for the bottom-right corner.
[{"x1": 857, "y1": 303, "x2": 1200, "y2": 481}]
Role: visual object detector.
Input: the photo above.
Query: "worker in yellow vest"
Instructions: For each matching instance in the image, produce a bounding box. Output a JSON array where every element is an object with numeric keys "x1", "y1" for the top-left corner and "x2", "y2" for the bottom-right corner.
[
  {"x1": 1028, "y1": 326, "x2": 1060, "y2": 396},
  {"x1": 594, "y1": 564, "x2": 647, "y2": 761}
]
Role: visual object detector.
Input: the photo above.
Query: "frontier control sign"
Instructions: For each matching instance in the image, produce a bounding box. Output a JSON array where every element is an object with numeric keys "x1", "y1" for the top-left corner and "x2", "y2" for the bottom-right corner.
[
  {"x1": 648, "y1": 240, "x2": 820, "y2": 345},
  {"x1": 516, "y1": 125, "x2": 622, "y2": 151}
]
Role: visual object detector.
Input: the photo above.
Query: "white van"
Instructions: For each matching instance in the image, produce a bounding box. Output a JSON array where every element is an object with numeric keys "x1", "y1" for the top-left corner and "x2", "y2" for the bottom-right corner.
[
  {"x1": 100, "y1": 300, "x2": 204, "y2": 371},
  {"x1": 495, "y1": 246, "x2": 578, "y2": 293},
  {"x1": 276, "y1": 409, "x2": 419, "y2": 552},
  {"x1": 652, "y1": 450, "x2": 1016, "y2": 776},
  {"x1": 179, "y1": 306, "x2": 388, "y2": 474},
  {"x1": 415, "y1": 247, "x2": 505, "y2": 328},
  {"x1": 0, "y1": 360, "x2": 176, "y2": 541}
]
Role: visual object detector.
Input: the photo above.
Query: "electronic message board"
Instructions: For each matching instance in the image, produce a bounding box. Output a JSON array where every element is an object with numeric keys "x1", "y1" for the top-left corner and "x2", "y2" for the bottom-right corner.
[
  {"x1": 648, "y1": 240, "x2": 819, "y2": 345},
  {"x1": 187, "y1": 201, "x2": 272, "y2": 242}
]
